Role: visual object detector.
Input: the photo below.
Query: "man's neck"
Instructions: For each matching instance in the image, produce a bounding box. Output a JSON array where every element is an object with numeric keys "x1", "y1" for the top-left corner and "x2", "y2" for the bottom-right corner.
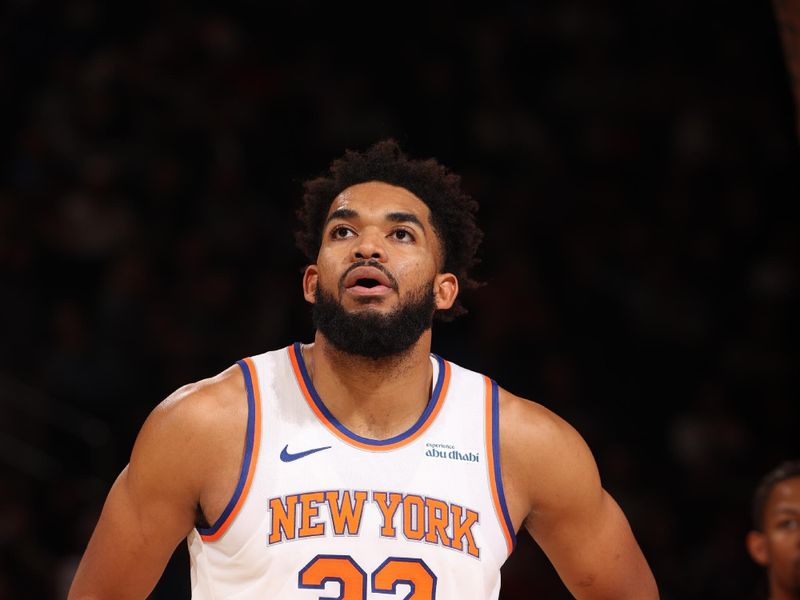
[{"x1": 303, "y1": 331, "x2": 435, "y2": 440}]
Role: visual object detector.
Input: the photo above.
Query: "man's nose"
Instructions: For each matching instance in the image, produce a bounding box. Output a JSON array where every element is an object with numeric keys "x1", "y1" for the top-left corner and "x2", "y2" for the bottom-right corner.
[{"x1": 352, "y1": 230, "x2": 386, "y2": 261}]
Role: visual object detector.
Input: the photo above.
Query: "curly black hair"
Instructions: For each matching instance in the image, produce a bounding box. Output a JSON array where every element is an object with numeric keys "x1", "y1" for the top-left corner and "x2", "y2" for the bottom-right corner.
[
  {"x1": 751, "y1": 459, "x2": 800, "y2": 531},
  {"x1": 295, "y1": 139, "x2": 483, "y2": 321}
]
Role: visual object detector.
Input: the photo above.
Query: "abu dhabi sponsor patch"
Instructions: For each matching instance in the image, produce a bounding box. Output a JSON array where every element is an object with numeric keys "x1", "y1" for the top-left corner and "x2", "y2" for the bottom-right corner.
[{"x1": 424, "y1": 442, "x2": 480, "y2": 463}]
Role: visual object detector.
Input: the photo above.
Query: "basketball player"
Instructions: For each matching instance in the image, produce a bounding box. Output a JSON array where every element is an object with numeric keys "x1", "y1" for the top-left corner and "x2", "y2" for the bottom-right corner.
[
  {"x1": 68, "y1": 140, "x2": 658, "y2": 599},
  {"x1": 746, "y1": 460, "x2": 800, "y2": 600}
]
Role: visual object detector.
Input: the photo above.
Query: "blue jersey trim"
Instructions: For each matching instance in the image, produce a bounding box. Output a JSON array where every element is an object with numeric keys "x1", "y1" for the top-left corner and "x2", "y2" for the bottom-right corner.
[
  {"x1": 491, "y1": 378, "x2": 517, "y2": 549},
  {"x1": 196, "y1": 359, "x2": 257, "y2": 536},
  {"x1": 293, "y1": 341, "x2": 445, "y2": 447}
]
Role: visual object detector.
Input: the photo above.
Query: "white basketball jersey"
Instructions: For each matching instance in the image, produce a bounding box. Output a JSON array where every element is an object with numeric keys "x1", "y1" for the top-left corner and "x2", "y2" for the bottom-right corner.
[{"x1": 187, "y1": 343, "x2": 516, "y2": 599}]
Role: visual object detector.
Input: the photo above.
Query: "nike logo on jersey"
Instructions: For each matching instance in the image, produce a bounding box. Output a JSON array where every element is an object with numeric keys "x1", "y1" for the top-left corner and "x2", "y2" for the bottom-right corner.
[{"x1": 280, "y1": 444, "x2": 332, "y2": 462}]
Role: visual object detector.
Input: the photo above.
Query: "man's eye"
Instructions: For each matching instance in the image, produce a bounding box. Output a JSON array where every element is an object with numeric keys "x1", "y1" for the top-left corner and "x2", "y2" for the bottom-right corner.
[
  {"x1": 391, "y1": 229, "x2": 414, "y2": 242},
  {"x1": 331, "y1": 226, "x2": 354, "y2": 239}
]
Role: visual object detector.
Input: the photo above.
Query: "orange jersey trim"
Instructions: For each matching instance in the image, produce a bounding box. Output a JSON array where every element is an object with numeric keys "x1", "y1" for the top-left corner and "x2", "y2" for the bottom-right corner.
[
  {"x1": 484, "y1": 376, "x2": 515, "y2": 554},
  {"x1": 199, "y1": 357, "x2": 263, "y2": 541}
]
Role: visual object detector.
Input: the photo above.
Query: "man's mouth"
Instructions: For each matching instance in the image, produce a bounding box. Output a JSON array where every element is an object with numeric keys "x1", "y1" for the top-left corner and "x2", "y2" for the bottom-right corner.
[
  {"x1": 342, "y1": 265, "x2": 396, "y2": 297},
  {"x1": 354, "y1": 278, "x2": 382, "y2": 289}
]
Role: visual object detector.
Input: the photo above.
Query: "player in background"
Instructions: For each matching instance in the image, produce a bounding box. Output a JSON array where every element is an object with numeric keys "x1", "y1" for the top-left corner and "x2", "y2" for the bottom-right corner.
[{"x1": 746, "y1": 460, "x2": 800, "y2": 600}]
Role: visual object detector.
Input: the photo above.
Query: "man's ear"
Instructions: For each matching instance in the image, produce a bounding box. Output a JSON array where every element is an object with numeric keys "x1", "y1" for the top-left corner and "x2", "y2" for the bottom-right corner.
[
  {"x1": 433, "y1": 272, "x2": 459, "y2": 311},
  {"x1": 303, "y1": 265, "x2": 319, "y2": 304},
  {"x1": 746, "y1": 530, "x2": 769, "y2": 566}
]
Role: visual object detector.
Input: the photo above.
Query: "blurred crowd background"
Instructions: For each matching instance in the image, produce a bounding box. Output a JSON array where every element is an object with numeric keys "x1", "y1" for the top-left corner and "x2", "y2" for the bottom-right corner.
[{"x1": 1, "y1": 1, "x2": 798, "y2": 599}]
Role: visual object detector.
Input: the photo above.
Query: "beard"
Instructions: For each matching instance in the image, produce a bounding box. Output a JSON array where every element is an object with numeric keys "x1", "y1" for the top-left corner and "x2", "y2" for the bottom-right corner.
[{"x1": 312, "y1": 281, "x2": 436, "y2": 360}]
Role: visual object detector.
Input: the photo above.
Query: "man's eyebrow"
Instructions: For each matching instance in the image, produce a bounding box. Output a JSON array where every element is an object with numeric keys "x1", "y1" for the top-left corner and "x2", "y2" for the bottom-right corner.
[
  {"x1": 386, "y1": 212, "x2": 425, "y2": 229},
  {"x1": 325, "y1": 209, "x2": 426, "y2": 230},
  {"x1": 325, "y1": 208, "x2": 358, "y2": 225}
]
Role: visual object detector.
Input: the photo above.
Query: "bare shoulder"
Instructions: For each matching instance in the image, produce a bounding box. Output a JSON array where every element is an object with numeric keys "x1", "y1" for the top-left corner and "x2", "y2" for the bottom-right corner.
[
  {"x1": 497, "y1": 387, "x2": 595, "y2": 472},
  {"x1": 496, "y1": 387, "x2": 659, "y2": 598},
  {"x1": 66, "y1": 364, "x2": 250, "y2": 599},
  {"x1": 138, "y1": 364, "x2": 246, "y2": 449},
  {"x1": 496, "y1": 387, "x2": 601, "y2": 527},
  {"x1": 145, "y1": 364, "x2": 246, "y2": 433},
  {"x1": 128, "y1": 363, "x2": 248, "y2": 501}
]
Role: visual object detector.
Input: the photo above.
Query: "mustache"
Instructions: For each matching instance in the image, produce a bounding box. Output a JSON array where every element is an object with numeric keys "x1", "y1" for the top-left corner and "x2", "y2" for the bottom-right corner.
[{"x1": 339, "y1": 260, "x2": 399, "y2": 291}]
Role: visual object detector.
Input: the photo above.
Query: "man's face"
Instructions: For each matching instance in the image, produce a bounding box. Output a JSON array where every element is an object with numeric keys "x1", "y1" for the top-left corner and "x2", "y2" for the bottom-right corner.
[
  {"x1": 302, "y1": 181, "x2": 458, "y2": 357},
  {"x1": 747, "y1": 476, "x2": 800, "y2": 597}
]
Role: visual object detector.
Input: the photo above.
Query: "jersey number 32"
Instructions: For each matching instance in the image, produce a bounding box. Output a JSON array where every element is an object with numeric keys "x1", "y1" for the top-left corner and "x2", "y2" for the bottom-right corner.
[{"x1": 298, "y1": 554, "x2": 436, "y2": 599}]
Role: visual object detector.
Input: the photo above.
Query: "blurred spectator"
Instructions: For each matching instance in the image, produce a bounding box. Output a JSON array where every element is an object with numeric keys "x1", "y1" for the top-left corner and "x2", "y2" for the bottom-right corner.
[{"x1": 745, "y1": 460, "x2": 800, "y2": 600}]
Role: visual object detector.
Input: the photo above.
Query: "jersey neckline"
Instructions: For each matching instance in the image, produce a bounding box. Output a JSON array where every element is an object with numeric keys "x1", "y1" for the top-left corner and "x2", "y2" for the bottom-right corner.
[{"x1": 288, "y1": 342, "x2": 451, "y2": 451}]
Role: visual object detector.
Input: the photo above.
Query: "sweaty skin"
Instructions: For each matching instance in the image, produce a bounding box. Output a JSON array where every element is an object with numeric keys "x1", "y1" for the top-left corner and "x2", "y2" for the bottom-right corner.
[{"x1": 69, "y1": 181, "x2": 658, "y2": 600}]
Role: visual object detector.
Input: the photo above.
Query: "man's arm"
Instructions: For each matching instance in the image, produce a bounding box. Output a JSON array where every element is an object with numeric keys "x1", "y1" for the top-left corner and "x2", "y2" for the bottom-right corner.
[
  {"x1": 68, "y1": 367, "x2": 246, "y2": 600},
  {"x1": 501, "y1": 390, "x2": 658, "y2": 599}
]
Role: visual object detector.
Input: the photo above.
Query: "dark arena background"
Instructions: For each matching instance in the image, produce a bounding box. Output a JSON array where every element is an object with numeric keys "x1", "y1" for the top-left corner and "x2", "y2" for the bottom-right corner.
[{"x1": 2, "y1": 2, "x2": 799, "y2": 599}]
